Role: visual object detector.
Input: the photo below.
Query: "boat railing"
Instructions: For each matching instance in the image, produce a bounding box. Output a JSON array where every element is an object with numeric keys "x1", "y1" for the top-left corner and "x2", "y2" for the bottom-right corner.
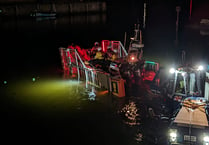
[
  {"x1": 59, "y1": 47, "x2": 70, "y2": 74},
  {"x1": 59, "y1": 47, "x2": 112, "y2": 91},
  {"x1": 101, "y1": 40, "x2": 128, "y2": 58},
  {"x1": 119, "y1": 41, "x2": 128, "y2": 57}
]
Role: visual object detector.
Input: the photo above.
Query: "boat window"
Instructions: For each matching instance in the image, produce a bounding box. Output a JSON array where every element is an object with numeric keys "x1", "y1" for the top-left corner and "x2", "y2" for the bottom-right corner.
[{"x1": 144, "y1": 63, "x2": 157, "y2": 72}]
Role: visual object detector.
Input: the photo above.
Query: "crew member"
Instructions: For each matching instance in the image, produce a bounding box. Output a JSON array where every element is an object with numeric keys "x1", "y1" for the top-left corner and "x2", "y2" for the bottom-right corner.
[
  {"x1": 94, "y1": 46, "x2": 104, "y2": 60},
  {"x1": 91, "y1": 42, "x2": 101, "y2": 58}
]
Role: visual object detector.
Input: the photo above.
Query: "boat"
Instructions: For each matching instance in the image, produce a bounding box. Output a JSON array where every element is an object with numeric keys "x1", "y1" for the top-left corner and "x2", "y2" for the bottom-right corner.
[
  {"x1": 168, "y1": 96, "x2": 209, "y2": 145},
  {"x1": 59, "y1": 24, "x2": 163, "y2": 98},
  {"x1": 30, "y1": 11, "x2": 56, "y2": 17},
  {"x1": 166, "y1": 62, "x2": 209, "y2": 113},
  {"x1": 30, "y1": 3, "x2": 56, "y2": 17}
]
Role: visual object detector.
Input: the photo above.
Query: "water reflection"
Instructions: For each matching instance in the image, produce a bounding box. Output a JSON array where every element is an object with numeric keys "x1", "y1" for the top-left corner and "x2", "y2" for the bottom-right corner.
[
  {"x1": 113, "y1": 93, "x2": 168, "y2": 145},
  {"x1": 35, "y1": 16, "x2": 56, "y2": 21},
  {"x1": 200, "y1": 29, "x2": 209, "y2": 36},
  {"x1": 0, "y1": 13, "x2": 106, "y2": 31},
  {"x1": 114, "y1": 97, "x2": 143, "y2": 143},
  {"x1": 119, "y1": 101, "x2": 141, "y2": 126},
  {"x1": 63, "y1": 14, "x2": 106, "y2": 24},
  {"x1": 63, "y1": 70, "x2": 97, "y2": 101}
]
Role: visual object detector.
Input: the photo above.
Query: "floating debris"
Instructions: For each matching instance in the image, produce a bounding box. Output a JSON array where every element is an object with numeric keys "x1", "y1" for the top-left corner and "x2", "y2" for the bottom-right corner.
[{"x1": 88, "y1": 92, "x2": 96, "y2": 101}]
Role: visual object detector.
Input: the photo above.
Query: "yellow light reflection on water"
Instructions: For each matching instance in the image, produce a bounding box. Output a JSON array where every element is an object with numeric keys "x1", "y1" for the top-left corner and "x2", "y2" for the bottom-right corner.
[{"x1": 5, "y1": 77, "x2": 85, "y2": 111}]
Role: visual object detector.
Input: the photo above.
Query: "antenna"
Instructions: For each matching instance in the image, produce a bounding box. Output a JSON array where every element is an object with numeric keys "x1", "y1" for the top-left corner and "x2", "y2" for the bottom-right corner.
[
  {"x1": 143, "y1": 2, "x2": 146, "y2": 29},
  {"x1": 181, "y1": 50, "x2": 186, "y2": 66}
]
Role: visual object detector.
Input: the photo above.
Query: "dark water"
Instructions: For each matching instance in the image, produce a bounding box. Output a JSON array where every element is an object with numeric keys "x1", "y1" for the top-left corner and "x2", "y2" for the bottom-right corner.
[{"x1": 0, "y1": 1, "x2": 208, "y2": 145}]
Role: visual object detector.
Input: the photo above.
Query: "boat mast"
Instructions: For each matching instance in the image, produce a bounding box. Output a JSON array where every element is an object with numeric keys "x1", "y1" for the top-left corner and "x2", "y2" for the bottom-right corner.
[
  {"x1": 143, "y1": 2, "x2": 146, "y2": 29},
  {"x1": 134, "y1": 24, "x2": 140, "y2": 41}
]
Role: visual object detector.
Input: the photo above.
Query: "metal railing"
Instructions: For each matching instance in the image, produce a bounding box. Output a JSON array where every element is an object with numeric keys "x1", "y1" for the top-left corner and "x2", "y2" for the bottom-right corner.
[
  {"x1": 59, "y1": 47, "x2": 112, "y2": 91},
  {"x1": 101, "y1": 40, "x2": 128, "y2": 58}
]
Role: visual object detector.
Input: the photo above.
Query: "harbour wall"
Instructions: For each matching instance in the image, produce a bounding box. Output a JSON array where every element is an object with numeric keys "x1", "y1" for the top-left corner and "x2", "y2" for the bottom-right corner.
[{"x1": 0, "y1": 1, "x2": 106, "y2": 17}]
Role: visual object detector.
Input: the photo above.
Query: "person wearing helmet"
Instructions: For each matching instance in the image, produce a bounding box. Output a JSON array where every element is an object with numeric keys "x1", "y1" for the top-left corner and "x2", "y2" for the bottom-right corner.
[
  {"x1": 94, "y1": 42, "x2": 99, "y2": 46},
  {"x1": 94, "y1": 45, "x2": 104, "y2": 60},
  {"x1": 88, "y1": 42, "x2": 106, "y2": 70},
  {"x1": 91, "y1": 42, "x2": 101, "y2": 58}
]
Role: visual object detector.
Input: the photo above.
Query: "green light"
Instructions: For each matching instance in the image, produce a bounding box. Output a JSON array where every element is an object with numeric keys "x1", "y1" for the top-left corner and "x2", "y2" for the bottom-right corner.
[
  {"x1": 0, "y1": 10, "x2": 2, "y2": 13},
  {"x1": 4, "y1": 81, "x2": 7, "y2": 84},
  {"x1": 32, "y1": 78, "x2": 36, "y2": 82},
  {"x1": 145, "y1": 60, "x2": 156, "y2": 64}
]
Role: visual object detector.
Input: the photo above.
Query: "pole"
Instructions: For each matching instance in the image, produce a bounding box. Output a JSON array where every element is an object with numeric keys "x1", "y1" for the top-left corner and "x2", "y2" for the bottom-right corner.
[
  {"x1": 189, "y1": 0, "x2": 192, "y2": 20},
  {"x1": 91, "y1": 70, "x2": 95, "y2": 93},
  {"x1": 205, "y1": 72, "x2": 209, "y2": 101},
  {"x1": 183, "y1": 72, "x2": 187, "y2": 96},
  {"x1": 197, "y1": 71, "x2": 202, "y2": 96},
  {"x1": 75, "y1": 50, "x2": 80, "y2": 81},
  {"x1": 189, "y1": 110, "x2": 192, "y2": 145},
  {"x1": 140, "y1": 30, "x2": 142, "y2": 44},
  {"x1": 123, "y1": 32, "x2": 127, "y2": 49},
  {"x1": 85, "y1": 69, "x2": 88, "y2": 89},
  {"x1": 181, "y1": 50, "x2": 186, "y2": 66},
  {"x1": 143, "y1": 3, "x2": 146, "y2": 29},
  {"x1": 175, "y1": 6, "x2": 181, "y2": 47},
  {"x1": 173, "y1": 72, "x2": 178, "y2": 96}
]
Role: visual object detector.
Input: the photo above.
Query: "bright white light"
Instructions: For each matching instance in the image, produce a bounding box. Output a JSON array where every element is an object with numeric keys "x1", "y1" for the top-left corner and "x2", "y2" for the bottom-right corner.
[
  {"x1": 169, "y1": 68, "x2": 175, "y2": 74},
  {"x1": 197, "y1": 65, "x2": 204, "y2": 71},
  {"x1": 170, "y1": 132, "x2": 177, "y2": 142},
  {"x1": 182, "y1": 72, "x2": 186, "y2": 76},
  {"x1": 170, "y1": 132, "x2": 177, "y2": 138},
  {"x1": 203, "y1": 136, "x2": 209, "y2": 142},
  {"x1": 131, "y1": 56, "x2": 135, "y2": 60}
]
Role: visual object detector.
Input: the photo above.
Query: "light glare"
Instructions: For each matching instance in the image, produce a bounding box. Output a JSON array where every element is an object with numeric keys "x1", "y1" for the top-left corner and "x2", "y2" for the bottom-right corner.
[
  {"x1": 198, "y1": 65, "x2": 204, "y2": 71},
  {"x1": 131, "y1": 56, "x2": 135, "y2": 60},
  {"x1": 169, "y1": 68, "x2": 175, "y2": 74},
  {"x1": 170, "y1": 132, "x2": 177, "y2": 138},
  {"x1": 203, "y1": 136, "x2": 209, "y2": 142},
  {"x1": 169, "y1": 132, "x2": 177, "y2": 142}
]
